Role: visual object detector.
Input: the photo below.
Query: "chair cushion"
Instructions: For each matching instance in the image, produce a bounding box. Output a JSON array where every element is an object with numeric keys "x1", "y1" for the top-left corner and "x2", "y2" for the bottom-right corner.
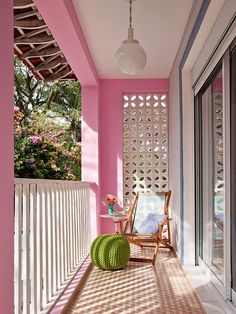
[
  {"x1": 133, "y1": 193, "x2": 167, "y2": 233},
  {"x1": 137, "y1": 213, "x2": 167, "y2": 234}
]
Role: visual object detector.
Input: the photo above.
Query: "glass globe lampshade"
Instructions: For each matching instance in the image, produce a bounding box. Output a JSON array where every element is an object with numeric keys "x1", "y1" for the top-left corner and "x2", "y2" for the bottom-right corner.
[{"x1": 115, "y1": 27, "x2": 147, "y2": 75}]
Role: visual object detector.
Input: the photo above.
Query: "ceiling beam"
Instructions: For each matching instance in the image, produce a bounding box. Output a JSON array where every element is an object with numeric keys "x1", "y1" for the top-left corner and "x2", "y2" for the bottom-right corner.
[
  {"x1": 35, "y1": 57, "x2": 67, "y2": 71},
  {"x1": 45, "y1": 66, "x2": 72, "y2": 81},
  {"x1": 15, "y1": 35, "x2": 55, "y2": 44},
  {"x1": 40, "y1": 53, "x2": 62, "y2": 65},
  {"x1": 14, "y1": 19, "x2": 46, "y2": 29},
  {"x1": 16, "y1": 26, "x2": 48, "y2": 39},
  {"x1": 14, "y1": 0, "x2": 34, "y2": 9},
  {"x1": 22, "y1": 46, "x2": 61, "y2": 58},
  {"x1": 15, "y1": 11, "x2": 39, "y2": 21}
]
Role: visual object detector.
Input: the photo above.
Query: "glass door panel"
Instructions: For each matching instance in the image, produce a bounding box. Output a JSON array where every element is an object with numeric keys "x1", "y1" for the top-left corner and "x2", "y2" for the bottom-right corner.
[
  {"x1": 230, "y1": 45, "x2": 236, "y2": 293},
  {"x1": 212, "y1": 71, "x2": 224, "y2": 282},
  {"x1": 200, "y1": 68, "x2": 224, "y2": 283}
]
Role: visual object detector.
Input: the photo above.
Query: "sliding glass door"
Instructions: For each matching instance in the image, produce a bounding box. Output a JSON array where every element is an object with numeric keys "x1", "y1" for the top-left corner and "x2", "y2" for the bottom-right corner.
[{"x1": 195, "y1": 40, "x2": 236, "y2": 303}]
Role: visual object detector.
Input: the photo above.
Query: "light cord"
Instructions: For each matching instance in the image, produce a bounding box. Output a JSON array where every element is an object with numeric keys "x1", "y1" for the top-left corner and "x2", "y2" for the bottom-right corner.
[{"x1": 129, "y1": 0, "x2": 132, "y2": 28}]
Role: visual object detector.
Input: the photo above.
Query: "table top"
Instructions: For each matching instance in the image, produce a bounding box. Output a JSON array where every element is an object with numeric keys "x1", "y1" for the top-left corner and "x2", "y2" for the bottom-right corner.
[{"x1": 99, "y1": 214, "x2": 128, "y2": 222}]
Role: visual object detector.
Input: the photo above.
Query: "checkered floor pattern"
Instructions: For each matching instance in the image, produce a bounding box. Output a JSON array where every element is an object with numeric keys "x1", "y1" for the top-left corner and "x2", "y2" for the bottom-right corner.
[{"x1": 66, "y1": 246, "x2": 206, "y2": 314}]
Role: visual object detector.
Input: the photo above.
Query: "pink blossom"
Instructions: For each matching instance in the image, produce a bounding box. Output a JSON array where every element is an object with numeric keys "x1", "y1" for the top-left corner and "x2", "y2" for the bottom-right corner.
[
  {"x1": 28, "y1": 135, "x2": 42, "y2": 144},
  {"x1": 27, "y1": 157, "x2": 35, "y2": 164},
  {"x1": 61, "y1": 141, "x2": 67, "y2": 145},
  {"x1": 52, "y1": 130, "x2": 65, "y2": 138},
  {"x1": 14, "y1": 106, "x2": 20, "y2": 113}
]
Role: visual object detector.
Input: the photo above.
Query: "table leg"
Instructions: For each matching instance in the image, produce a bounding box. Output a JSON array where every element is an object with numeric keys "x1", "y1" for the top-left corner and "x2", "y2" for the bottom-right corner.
[
  {"x1": 119, "y1": 221, "x2": 124, "y2": 234},
  {"x1": 114, "y1": 221, "x2": 119, "y2": 233}
]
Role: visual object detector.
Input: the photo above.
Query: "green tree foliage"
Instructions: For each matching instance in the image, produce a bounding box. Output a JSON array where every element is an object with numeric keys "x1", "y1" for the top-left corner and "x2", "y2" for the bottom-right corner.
[{"x1": 14, "y1": 57, "x2": 81, "y2": 180}]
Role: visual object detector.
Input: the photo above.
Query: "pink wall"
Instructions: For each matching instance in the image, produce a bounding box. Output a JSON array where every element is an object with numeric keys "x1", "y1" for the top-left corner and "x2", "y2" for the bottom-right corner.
[
  {"x1": 100, "y1": 79, "x2": 168, "y2": 233},
  {"x1": 0, "y1": 0, "x2": 14, "y2": 311},
  {"x1": 82, "y1": 86, "x2": 101, "y2": 236}
]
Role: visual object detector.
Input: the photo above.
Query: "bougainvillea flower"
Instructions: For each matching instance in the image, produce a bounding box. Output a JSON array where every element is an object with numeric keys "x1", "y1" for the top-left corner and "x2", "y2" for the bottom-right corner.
[
  {"x1": 52, "y1": 130, "x2": 65, "y2": 138},
  {"x1": 14, "y1": 106, "x2": 20, "y2": 113},
  {"x1": 27, "y1": 157, "x2": 35, "y2": 164},
  {"x1": 28, "y1": 135, "x2": 42, "y2": 144}
]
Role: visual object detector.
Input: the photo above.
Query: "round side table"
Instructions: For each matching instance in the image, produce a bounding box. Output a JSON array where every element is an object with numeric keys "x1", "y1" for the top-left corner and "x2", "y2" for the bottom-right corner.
[{"x1": 99, "y1": 214, "x2": 128, "y2": 233}]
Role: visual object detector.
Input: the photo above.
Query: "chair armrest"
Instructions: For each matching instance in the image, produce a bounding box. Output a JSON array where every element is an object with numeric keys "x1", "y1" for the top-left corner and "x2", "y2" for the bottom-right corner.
[{"x1": 159, "y1": 218, "x2": 172, "y2": 226}]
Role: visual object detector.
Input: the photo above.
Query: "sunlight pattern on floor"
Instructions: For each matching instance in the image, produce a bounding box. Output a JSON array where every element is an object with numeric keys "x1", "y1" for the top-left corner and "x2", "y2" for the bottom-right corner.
[{"x1": 67, "y1": 247, "x2": 206, "y2": 314}]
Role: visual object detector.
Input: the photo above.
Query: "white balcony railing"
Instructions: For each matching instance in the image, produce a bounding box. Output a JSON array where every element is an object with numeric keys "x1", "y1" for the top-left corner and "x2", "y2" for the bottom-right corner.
[{"x1": 14, "y1": 179, "x2": 92, "y2": 314}]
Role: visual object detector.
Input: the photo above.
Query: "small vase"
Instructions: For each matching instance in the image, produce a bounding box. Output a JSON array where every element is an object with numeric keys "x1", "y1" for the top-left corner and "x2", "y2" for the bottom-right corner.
[{"x1": 108, "y1": 204, "x2": 114, "y2": 216}]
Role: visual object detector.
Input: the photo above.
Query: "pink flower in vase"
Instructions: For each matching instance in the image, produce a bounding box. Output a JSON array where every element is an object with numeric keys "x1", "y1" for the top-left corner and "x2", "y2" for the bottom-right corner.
[{"x1": 102, "y1": 194, "x2": 117, "y2": 215}]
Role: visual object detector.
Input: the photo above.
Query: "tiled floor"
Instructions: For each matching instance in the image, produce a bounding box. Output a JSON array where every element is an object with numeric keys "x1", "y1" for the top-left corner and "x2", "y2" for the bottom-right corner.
[
  {"x1": 66, "y1": 247, "x2": 206, "y2": 313},
  {"x1": 184, "y1": 266, "x2": 236, "y2": 314}
]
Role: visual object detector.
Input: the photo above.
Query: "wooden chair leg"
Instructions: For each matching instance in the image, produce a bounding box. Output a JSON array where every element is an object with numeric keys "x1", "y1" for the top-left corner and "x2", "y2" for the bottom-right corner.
[
  {"x1": 160, "y1": 240, "x2": 172, "y2": 249},
  {"x1": 159, "y1": 221, "x2": 172, "y2": 248},
  {"x1": 152, "y1": 240, "x2": 159, "y2": 265},
  {"x1": 167, "y1": 221, "x2": 171, "y2": 244}
]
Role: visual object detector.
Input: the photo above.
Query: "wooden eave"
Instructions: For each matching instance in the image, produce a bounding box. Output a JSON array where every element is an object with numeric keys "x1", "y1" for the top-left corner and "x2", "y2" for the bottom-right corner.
[{"x1": 14, "y1": 0, "x2": 77, "y2": 81}]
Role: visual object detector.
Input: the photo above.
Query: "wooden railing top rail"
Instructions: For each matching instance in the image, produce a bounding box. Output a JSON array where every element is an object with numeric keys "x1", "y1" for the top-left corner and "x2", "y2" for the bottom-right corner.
[{"x1": 14, "y1": 178, "x2": 92, "y2": 185}]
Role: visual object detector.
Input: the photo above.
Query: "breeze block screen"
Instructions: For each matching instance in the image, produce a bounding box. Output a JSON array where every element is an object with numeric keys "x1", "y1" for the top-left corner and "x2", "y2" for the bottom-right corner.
[{"x1": 123, "y1": 93, "x2": 168, "y2": 209}]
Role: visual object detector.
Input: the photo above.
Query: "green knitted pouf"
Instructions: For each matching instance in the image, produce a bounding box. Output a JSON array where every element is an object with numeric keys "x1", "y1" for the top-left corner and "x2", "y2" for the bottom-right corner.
[{"x1": 90, "y1": 234, "x2": 130, "y2": 270}]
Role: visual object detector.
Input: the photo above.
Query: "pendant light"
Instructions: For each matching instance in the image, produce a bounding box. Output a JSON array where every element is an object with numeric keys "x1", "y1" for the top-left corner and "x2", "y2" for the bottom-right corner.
[{"x1": 115, "y1": 0, "x2": 147, "y2": 75}]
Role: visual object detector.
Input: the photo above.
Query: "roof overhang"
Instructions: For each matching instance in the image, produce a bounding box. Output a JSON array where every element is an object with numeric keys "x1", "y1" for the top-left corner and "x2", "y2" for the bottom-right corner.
[{"x1": 14, "y1": 0, "x2": 77, "y2": 81}]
